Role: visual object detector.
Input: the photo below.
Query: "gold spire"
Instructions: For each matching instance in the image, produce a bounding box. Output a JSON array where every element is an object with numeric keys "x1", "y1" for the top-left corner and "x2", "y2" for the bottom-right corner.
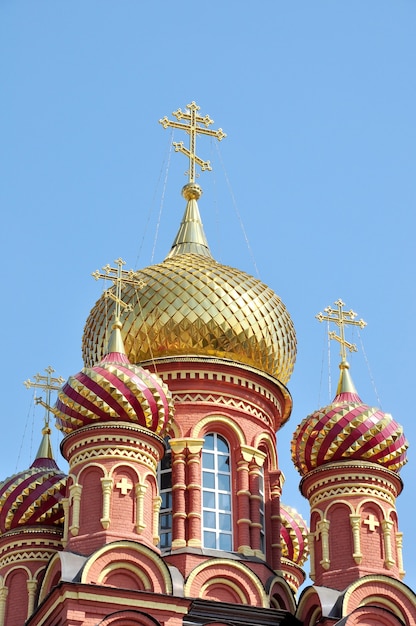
[
  {"x1": 92, "y1": 258, "x2": 145, "y2": 355},
  {"x1": 159, "y1": 101, "x2": 226, "y2": 183},
  {"x1": 160, "y1": 102, "x2": 226, "y2": 259},
  {"x1": 316, "y1": 299, "x2": 367, "y2": 395},
  {"x1": 24, "y1": 366, "x2": 65, "y2": 460},
  {"x1": 165, "y1": 182, "x2": 213, "y2": 259}
]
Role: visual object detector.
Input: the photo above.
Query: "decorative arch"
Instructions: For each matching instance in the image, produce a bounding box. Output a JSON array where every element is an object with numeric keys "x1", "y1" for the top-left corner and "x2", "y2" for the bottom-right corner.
[
  {"x1": 253, "y1": 432, "x2": 278, "y2": 470},
  {"x1": 96, "y1": 609, "x2": 162, "y2": 626},
  {"x1": 80, "y1": 540, "x2": 172, "y2": 594},
  {"x1": 342, "y1": 575, "x2": 416, "y2": 624},
  {"x1": 193, "y1": 414, "x2": 246, "y2": 448},
  {"x1": 296, "y1": 586, "x2": 327, "y2": 626},
  {"x1": 266, "y1": 575, "x2": 297, "y2": 613},
  {"x1": 38, "y1": 552, "x2": 62, "y2": 602},
  {"x1": 184, "y1": 558, "x2": 268, "y2": 607}
]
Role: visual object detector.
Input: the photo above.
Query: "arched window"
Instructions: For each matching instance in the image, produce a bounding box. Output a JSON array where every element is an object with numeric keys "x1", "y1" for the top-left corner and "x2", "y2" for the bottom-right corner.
[
  {"x1": 157, "y1": 440, "x2": 172, "y2": 551},
  {"x1": 202, "y1": 433, "x2": 232, "y2": 551}
]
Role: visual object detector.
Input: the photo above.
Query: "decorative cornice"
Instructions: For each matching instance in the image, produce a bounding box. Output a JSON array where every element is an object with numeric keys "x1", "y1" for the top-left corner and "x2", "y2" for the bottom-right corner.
[{"x1": 300, "y1": 461, "x2": 402, "y2": 506}]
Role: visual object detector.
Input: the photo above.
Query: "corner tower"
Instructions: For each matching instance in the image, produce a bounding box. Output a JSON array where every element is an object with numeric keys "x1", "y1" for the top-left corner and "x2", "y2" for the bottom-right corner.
[{"x1": 292, "y1": 300, "x2": 408, "y2": 588}]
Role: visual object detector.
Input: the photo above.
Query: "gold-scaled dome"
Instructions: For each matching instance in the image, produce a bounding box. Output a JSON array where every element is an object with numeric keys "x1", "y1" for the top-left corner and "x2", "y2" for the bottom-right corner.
[{"x1": 82, "y1": 183, "x2": 296, "y2": 383}]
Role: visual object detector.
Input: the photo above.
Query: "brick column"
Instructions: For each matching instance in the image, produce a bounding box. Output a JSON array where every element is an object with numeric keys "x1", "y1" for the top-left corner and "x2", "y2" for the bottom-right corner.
[
  {"x1": 236, "y1": 452, "x2": 251, "y2": 554},
  {"x1": 186, "y1": 438, "x2": 204, "y2": 548},
  {"x1": 169, "y1": 439, "x2": 187, "y2": 549},
  {"x1": 269, "y1": 469, "x2": 283, "y2": 570}
]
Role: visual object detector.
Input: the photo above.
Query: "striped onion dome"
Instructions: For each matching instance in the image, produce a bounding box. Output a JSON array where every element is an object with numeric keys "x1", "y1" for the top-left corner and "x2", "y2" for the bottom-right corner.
[
  {"x1": 0, "y1": 427, "x2": 66, "y2": 533},
  {"x1": 291, "y1": 362, "x2": 408, "y2": 476},
  {"x1": 280, "y1": 503, "x2": 309, "y2": 566},
  {"x1": 82, "y1": 184, "x2": 296, "y2": 385},
  {"x1": 54, "y1": 319, "x2": 174, "y2": 435}
]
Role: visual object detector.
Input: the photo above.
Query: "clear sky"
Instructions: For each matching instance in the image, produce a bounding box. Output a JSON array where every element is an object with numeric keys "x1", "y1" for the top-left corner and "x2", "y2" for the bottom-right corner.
[{"x1": 1, "y1": 1, "x2": 415, "y2": 593}]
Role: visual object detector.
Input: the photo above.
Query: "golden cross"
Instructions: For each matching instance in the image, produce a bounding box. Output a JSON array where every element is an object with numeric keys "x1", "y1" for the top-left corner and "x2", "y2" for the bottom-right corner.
[
  {"x1": 92, "y1": 258, "x2": 145, "y2": 323},
  {"x1": 159, "y1": 101, "x2": 226, "y2": 183},
  {"x1": 316, "y1": 299, "x2": 367, "y2": 363},
  {"x1": 24, "y1": 366, "x2": 65, "y2": 427}
]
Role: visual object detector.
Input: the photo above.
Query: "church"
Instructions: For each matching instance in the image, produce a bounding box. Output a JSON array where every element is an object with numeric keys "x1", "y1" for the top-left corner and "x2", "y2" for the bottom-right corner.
[{"x1": 0, "y1": 102, "x2": 414, "y2": 626}]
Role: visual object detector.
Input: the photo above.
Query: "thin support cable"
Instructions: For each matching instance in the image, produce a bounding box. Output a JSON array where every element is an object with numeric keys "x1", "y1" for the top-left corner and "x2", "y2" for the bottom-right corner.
[
  {"x1": 134, "y1": 133, "x2": 174, "y2": 268},
  {"x1": 132, "y1": 283, "x2": 158, "y2": 375},
  {"x1": 214, "y1": 143, "x2": 260, "y2": 279},
  {"x1": 15, "y1": 396, "x2": 36, "y2": 472},
  {"x1": 358, "y1": 330, "x2": 382, "y2": 407},
  {"x1": 151, "y1": 132, "x2": 174, "y2": 264}
]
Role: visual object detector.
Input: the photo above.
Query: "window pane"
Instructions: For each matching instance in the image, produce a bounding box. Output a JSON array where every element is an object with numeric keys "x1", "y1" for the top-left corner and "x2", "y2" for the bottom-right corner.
[
  {"x1": 160, "y1": 513, "x2": 172, "y2": 529},
  {"x1": 218, "y1": 455, "x2": 230, "y2": 471},
  {"x1": 218, "y1": 473, "x2": 230, "y2": 491},
  {"x1": 161, "y1": 472, "x2": 172, "y2": 490},
  {"x1": 161, "y1": 492, "x2": 172, "y2": 509},
  {"x1": 219, "y1": 533, "x2": 232, "y2": 551},
  {"x1": 204, "y1": 434, "x2": 215, "y2": 450},
  {"x1": 203, "y1": 511, "x2": 216, "y2": 528},
  {"x1": 202, "y1": 451, "x2": 215, "y2": 469},
  {"x1": 203, "y1": 490, "x2": 215, "y2": 509},
  {"x1": 203, "y1": 471, "x2": 215, "y2": 489},
  {"x1": 219, "y1": 512, "x2": 231, "y2": 531},
  {"x1": 218, "y1": 493, "x2": 231, "y2": 511},
  {"x1": 204, "y1": 531, "x2": 217, "y2": 549},
  {"x1": 216, "y1": 436, "x2": 228, "y2": 454}
]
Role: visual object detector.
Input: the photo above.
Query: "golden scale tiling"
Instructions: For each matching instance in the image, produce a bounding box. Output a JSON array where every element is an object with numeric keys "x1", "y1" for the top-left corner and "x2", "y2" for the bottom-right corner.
[{"x1": 82, "y1": 253, "x2": 296, "y2": 384}]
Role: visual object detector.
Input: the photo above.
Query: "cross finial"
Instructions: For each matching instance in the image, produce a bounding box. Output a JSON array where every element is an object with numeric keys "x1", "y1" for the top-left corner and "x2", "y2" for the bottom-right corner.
[
  {"x1": 316, "y1": 299, "x2": 367, "y2": 363},
  {"x1": 159, "y1": 101, "x2": 226, "y2": 183},
  {"x1": 24, "y1": 366, "x2": 65, "y2": 428},
  {"x1": 92, "y1": 258, "x2": 145, "y2": 324}
]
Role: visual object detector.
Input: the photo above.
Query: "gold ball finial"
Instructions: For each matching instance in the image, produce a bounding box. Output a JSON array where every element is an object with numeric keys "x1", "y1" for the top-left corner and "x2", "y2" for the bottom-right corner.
[{"x1": 182, "y1": 182, "x2": 203, "y2": 201}]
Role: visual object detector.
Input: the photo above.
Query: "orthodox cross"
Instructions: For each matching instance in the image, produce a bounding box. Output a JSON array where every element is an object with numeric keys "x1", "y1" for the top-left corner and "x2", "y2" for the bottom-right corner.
[
  {"x1": 159, "y1": 101, "x2": 226, "y2": 183},
  {"x1": 92, "y1": 258, "x2": 145, "y2": 322},
  {"x1": 316, "y1": 299, "x2": 367, "y2": 363},
  {"x1": 24, "y1": 366, "x2": 65, "y2": 427}
]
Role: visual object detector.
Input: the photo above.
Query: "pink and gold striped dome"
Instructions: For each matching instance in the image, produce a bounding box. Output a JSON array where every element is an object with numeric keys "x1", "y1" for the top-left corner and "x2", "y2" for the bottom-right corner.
[
  {"x1": 291, "y1": 364, "x2": 408, "y2": 476},
  {"x1": 0, "y1": 455, "x2": 66, "y2": 533},
  {"x1": 280, "y1": 503, "x2": 309, "y2": 566},
  {"x1": 54, "y1": 350, "x2": 174, "y2": 436}
]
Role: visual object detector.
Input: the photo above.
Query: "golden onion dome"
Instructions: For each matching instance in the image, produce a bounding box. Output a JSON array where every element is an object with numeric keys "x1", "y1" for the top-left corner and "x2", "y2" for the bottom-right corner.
[{"x1": 82, "y1": 184, "x2": 296, "y2": 383}]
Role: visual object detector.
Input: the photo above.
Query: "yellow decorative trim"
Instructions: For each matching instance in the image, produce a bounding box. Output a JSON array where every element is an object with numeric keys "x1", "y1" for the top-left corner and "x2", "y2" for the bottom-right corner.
[
  {"x1": 241, "y1": 445, "x2": 266, "y2": 465},
  {"x1": 69, "y1": 446, "x2": 158, "y2": 471},
  {"x1": 174, "y1": 392, "x2": 274, "y2": 428},
  {"x1": 0, "y1": 550, "x2": 56, "y2": 569},
  {"x1": 35, "y1": 588, "x2": 188, "y2": 624},
  {"x1": 342, "y1": 574, "x2": 416, "y2": 618},
  {"x1": 98, "y1": 561, "x2": 151, "y2": 589},
  {"x1": 307, "y1": 482, "x2": 397, "y2": 507},
  {"x1": 69, "y1": 483, "x2": 82, "y2": 536},
  {"x1": 200, "y1": 576, "x2": 246, "y2": 603},
  {"x1": 80, "y1": 540, "x2": 173, "y2": 593},
  {"x1": 135, "y1": 483, "x2": 147, "y2": 533},
  {"x1": 184, "y1": 558, "x2": 268, "y2": 607},
  {"x1": 253, "y1": 432, "x2": 278, "y2": 470},
  {"x1": 100, "y1": 477, "x2": 113, "y2": 530},
  {"x1": 349, "y1": 514, "x2": 362, "y2": 564},
  {"x1": 193, "y1": 415, "x2": 246, "y2": 444}
]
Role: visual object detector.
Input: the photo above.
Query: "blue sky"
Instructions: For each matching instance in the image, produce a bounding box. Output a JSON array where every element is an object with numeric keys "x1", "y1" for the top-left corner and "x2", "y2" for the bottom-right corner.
[{"x1": 1, "y1": 1, "x2": 415, "y2": 592}]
